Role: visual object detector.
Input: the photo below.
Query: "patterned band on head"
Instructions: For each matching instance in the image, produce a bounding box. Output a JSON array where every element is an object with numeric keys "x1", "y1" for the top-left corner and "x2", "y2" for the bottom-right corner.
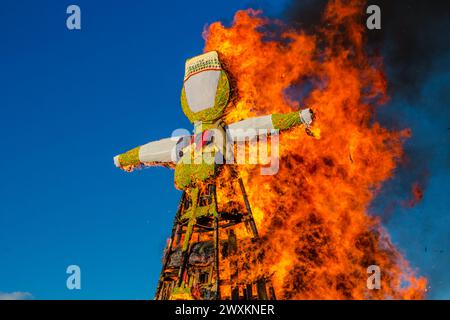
[{"x1": 184, "y1": 51, "x2": 222, "y2": 82}]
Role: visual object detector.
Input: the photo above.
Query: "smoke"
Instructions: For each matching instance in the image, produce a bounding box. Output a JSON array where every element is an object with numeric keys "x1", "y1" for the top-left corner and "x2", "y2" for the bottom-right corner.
[
  {"x1": 283, "y1": 0, "x2": 450, "y2": 201},
  {"x1": 365, "y1": 1, "x2": 450, "y2": 98},
  {"x1": 284, "y1": 0, "x2": 450, "y2": 103}
]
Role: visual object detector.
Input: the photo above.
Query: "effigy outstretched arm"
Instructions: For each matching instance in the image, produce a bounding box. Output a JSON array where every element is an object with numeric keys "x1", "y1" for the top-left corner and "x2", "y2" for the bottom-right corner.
[
  {"x1": 113, "y1": 135, "x2": 189, "y2": 172},
  {"x1": 226, "y1": 108, "x2": 314, "y2": 134}
]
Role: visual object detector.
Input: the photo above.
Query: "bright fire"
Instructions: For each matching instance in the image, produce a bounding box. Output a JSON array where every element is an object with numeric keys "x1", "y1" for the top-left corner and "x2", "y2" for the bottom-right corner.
[{"x1": 204, "y1": 0, "x2": 427, "y2": 299}]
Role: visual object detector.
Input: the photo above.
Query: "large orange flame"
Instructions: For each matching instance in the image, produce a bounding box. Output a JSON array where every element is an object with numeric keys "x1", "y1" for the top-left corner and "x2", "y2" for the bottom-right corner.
[{"x1": 204, "y1": 0, "x2": 426, "y2": 299}]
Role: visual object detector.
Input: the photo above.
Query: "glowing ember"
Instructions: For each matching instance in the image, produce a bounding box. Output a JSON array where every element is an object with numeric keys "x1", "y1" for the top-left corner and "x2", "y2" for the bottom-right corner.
[
  {"x1": 203, "y1": 0, "x2": 426, "y2": 299},
  {"x1": 406, "y1": 182, "x2": 424, "y2": 208}
]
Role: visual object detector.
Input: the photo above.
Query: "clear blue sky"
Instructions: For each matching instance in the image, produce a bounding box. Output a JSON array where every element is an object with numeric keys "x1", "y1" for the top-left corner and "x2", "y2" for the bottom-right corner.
[{"x1": 0, "y1": 0, "x2": 448, "y2": 299}]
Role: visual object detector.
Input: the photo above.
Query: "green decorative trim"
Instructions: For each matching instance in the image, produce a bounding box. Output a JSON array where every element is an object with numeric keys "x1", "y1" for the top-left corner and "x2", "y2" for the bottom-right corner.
[
  {"x1": 181, "y1": 70, "x2": 230, "y2": 123},
  {"x1": 183, "y1": 187, "x2": 199, "y2": 252},
  {"x1": 174, "y1": 153, "x2": 217, "y2": 190},
  {"x1": 193, "y1": 120, "x2": 223, "y2": 133},
  {"x1": 171, "y1": 284, "x2": 193, "y2": 300},
  {"x1": 271, "y1": 111, "x2": 302, "y2": 131},
  {"x1": 174, "y1": 161, "x2": 192, "y2": 190},
  {"x1": 181, "y1": 203, "x2": 216, "y2": 221},
  {"x1": 118, "y1": 147, "x2": 141, "y2": 168},
  {"x1": 180, "y1": 186, "x2": 218, "y2": 252}
]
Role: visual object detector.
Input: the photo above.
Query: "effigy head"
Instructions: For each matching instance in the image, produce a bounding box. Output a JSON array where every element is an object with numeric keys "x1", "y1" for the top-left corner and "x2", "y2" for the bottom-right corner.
[{"x1": 181, "y1": 51, "x2": 230, "y2": 123}]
